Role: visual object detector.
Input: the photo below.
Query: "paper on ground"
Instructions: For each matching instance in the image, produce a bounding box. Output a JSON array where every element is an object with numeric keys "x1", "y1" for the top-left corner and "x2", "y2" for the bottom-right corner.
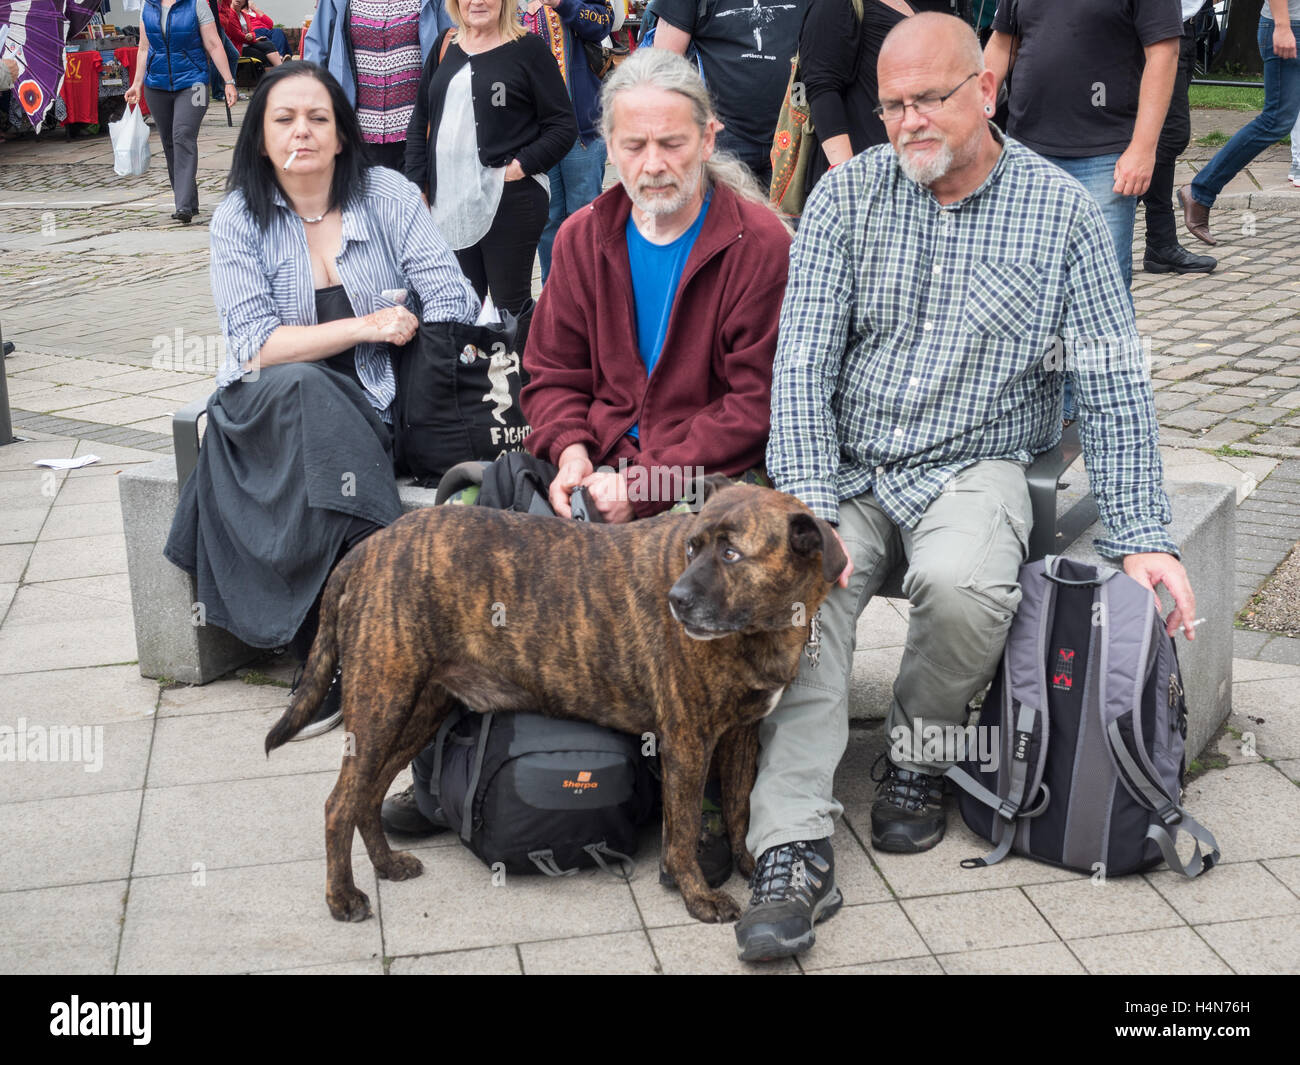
[{"x1": 33, "y1": 455, "x2": 100, "y2": 470}]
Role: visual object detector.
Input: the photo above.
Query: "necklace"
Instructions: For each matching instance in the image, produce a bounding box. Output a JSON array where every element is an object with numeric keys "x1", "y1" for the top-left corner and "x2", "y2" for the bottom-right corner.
[{"x1": 299, "y1": 212, "x2": 326, "y2": 224}]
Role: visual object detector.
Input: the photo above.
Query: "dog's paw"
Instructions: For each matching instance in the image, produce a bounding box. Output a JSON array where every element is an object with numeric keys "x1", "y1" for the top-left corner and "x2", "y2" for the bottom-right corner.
[
  {"x1": 376, "y1": 850, "x2": 424, "y2": 881},
  {"x1": 734, "y1": 847, "x2": 756, "y2": 880},
  {"x1": 327, "y1": 887, "x2": 372, "y2": 922},
  {"x1": 683, "y1": 889, "x2": 742, "y2": 924}
]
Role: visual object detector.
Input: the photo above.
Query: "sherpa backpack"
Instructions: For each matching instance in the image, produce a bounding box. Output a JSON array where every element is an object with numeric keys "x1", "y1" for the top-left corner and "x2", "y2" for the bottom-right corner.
[
  {"x1": 428, "y1": 708, "x2": 659, "y2": 878},
  {"x1": 945, "y1": 556, "x2": 1220, "y2": 880}
]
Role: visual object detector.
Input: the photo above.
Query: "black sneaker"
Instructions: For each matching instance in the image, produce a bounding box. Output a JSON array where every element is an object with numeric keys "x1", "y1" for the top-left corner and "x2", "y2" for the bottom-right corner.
[
  {"x1": 1143, "y1": 243, "x2": 1216, "y2": 274},
  {"x1": 734, "y1": 838, "x2": 842, "y2": 962},
  {"x1": 870, "y1": 754, "x2": 946, "y2": 853},
  {"x1": 381, "y1": 784, "x2": 450, "y2": 836},
  {"x1": 658, "y1": 800, "x2": 733, "y2": 890},
  {"x1": 288, "y1": 666, "x2": 344, "y2": 741}
]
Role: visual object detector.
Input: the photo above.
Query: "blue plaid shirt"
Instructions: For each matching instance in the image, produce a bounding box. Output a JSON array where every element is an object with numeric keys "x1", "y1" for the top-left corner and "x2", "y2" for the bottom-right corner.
[
  {"x1": 211, "y1": 167, "x2": 480, "y2": 417},
  {"x1": 767, "y1": 130, "x2": 1176, "y2": 560}
]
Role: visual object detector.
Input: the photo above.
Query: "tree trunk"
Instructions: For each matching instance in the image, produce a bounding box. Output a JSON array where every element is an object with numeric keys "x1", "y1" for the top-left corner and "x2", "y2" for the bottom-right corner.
[{"x1": 1211, "y1": 3, "x2": 1264, "y2": 75}]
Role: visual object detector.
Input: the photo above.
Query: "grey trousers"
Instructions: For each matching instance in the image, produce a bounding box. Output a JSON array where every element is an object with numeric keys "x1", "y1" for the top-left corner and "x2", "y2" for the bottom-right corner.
[
  {"x1": 746, "y1": 460, "x2": 1033, "y2": 858},
  {"x1": 143, "y1": 83, "x2": 209, "y2": 214}
]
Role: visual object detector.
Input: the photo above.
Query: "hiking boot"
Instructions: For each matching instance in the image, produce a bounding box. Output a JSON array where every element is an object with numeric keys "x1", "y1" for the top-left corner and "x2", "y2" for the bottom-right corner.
[
  {"x1": 381, "y1": 784, "x2": 450, "y2": 836},
  {"x1": 734, "y1": 838, "x2": 841, "y2": 962},
  {"x1": 870, "y1": 754, "x2": 946, "y2": 853},
  {"x1": 289, "y1": 668, "x2": 343, "y2": 741},
  {"x1": 658, "y1": 799, "x2": 733, "y2": 890}
]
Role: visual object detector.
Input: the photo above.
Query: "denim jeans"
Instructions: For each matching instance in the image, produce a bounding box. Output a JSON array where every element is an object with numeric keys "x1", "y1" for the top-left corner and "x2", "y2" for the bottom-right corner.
[
  {"x1": 1039, "y1": 152, "x2": 1135, "y2": 419},
  {"x1": 747, "y1": 461, "x2": 1032, "y2": 858},
  {"x1": 1191, "y1": 17, "x2": 1300, "y2": 207},
  {"x1": 538, "y1": 136, "x2": 607, "y2": 282}
]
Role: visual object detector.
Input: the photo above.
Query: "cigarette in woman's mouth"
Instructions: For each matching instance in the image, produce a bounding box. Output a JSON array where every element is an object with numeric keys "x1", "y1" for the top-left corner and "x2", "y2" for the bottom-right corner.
[{"x1": 283, "y1": 150, "x2": 299, "y2": 171}]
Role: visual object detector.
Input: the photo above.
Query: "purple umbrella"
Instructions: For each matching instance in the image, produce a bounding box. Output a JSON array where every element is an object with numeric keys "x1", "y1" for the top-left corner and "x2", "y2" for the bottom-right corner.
[
  {"x1": 0, "y1": 0, "x2": 72, "y2": 130},
  {"x1": 62, "y1": 0, "x2": 99, "y2": 39}
]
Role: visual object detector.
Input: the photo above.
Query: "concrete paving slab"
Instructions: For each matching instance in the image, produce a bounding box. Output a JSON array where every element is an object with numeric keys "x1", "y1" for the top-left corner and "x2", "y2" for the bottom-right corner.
[
  {"x1": 1, "y1": 719, "x2": 152, "y2": 804},
  {"x1": 1194, "y1": 916, "x2": 1300, "y2": 976},
  {"x1": 795, "y1": 900, "x2": 931, "y2": 971},
  {"x1": 0, "y1": 438, "x2": 77, "y2": 471},
  {"x1": 147, "y1": 707, "x2": 345, "y2": 789},
  {"x1": 390, "y1": 947, "x2": 521, "y2": 975},
  {"x1": 0, "y1": 880, "x2": 126, "y2": 975},
  {"x1": 71, "y1": 439, "x2": 164, "y2": 466},
  {"x1": 2, "y1": 664, "x2": 158, "y2": 725},
  {"x1": 1181, "y1": 762, "x2": 1300, "y2": 861},
  {"x1": 23, "y1": 532, "x2": 128, "y2": 582},
  {"x1": 1022, "y1": 877, "x2": 1185, "y2": 940},
  {"x1": 901, "y1": 887, "x2": 1056, "y2": 954},
  {"x1": 15, "y1": 386, "x2": 135, "y2": 413},
  {"x1": 648, "y1": 922, "x2": 800, "y2": 975},
  {"x1": 377, "y1": 841, "x2": 643, "y2": 957},
  {"x1": 158, "y1": 676, "x2": 294, "y2": 716},
  {"x1": 0, "y1": 505, "x2": 50, "y2": 545},
  {"x1": 805, "y1": 955, "x2": 943, "y2": 974},
  {"x1": 0, "y1": 582, "x2": 15, "y2": 619},
  {"x1": 1273, "y1": 758, "x2": 1300, "y2": 782},
  {"x1": 57, "y1": 395, "x2": 181, "y2": 428},
  {"x1": 0, "y1": 789, "x2": 141, "y2": 891},
  {"x1": 35, "y1": 501, "x2": 125, "y2": 542},
  {"x1": 937, "y1": 941, "x2": 1087, "y2": 975},
  {"x1": 117, "y1": 856, "x2": 383, "y2": 975},
  {"x1": 253, "y1": 959, "x2": 386, "y2": 975},
  {"x1": 519, "y1": 931, "x2": 660, "y2": 975},
  {"x1": 1231, "y1": 657, "x2": 1300, "y2": 682},
  {"x1": 0, "y1": 614, "x2": 137, "y2": 674},
  {"x1": 1147, "y1": 860, "x2": 1300, "y2": 926},
  {"x1": 1226, "y1": 682, "x2": 1300, "y2": 758},
  {"x1": 1066, "y1": 926, "x2": 1232, "y2": 975},
  {"x1": 0, "y1": 543, "x2": 33, "y2": 583},
  {"x1": 9, "y1": 359, "x2": 139, "y2": 386},
  {"x1": 53, "y1": 472, "x2": 127, "y2": 506},
  {"x1": 1262, "y1": 856, "x2": 1300, "y2": 895},
  {"x1": 133, "y1": 770, "x2": 361, "y2": 877}
]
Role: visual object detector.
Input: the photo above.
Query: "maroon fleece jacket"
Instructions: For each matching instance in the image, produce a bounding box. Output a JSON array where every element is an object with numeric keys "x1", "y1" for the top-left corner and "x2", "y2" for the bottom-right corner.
[{"x1": 521, "y1": 180, "x2": 791, "y2": 517}]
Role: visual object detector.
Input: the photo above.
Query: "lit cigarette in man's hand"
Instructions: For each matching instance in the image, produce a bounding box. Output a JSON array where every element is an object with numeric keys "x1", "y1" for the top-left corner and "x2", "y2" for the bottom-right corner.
[{"x1": 284, "y1": 150, "x2": 299, "y2": 171}]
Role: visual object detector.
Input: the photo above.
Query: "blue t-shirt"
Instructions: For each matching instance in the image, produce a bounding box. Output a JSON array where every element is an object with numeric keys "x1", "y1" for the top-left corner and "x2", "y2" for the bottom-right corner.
[{"x1": 625, "y1": 195, "x2": 711, "y2": 439}]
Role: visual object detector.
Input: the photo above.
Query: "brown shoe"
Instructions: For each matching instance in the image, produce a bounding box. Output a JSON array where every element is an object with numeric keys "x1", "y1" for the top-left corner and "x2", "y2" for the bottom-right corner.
[{"x1": 1178, "y1": 187, "x2": 1217, "y2": 247}]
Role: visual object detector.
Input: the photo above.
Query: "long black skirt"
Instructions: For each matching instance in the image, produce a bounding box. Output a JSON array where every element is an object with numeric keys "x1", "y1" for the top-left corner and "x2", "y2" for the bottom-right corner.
[{"x1": 164, "y1": 362, "x2": 403, "y2": 649}]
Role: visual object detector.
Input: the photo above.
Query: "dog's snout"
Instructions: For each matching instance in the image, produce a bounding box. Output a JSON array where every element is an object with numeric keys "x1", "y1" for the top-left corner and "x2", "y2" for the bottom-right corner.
[{"x1": 669, "y1": 584, "x2": 695, "y2": 616}]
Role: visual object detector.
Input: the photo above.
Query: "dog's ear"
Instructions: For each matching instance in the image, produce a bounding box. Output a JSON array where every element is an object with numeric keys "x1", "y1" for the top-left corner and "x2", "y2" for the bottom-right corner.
[
  {"x1": 788, "y1": 513, "x2": 849, "y2": 582},
  {"x1": 684, "y1": 472, "x2": 738, "y2": 512}
]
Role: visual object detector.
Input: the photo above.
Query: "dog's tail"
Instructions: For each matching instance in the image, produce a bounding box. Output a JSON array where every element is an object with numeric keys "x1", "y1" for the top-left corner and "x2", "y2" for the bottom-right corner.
[{"x1": 264, "y1": 551, "x2": 355, "y2": 754}]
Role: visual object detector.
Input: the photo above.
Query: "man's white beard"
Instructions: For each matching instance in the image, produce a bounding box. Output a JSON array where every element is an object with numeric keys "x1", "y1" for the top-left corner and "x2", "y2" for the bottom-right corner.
[
  {"x1": 626, "y1": 157, "x2": 704, "y2": 217},
  {"x1": 897, "y1": 137, "x2": 954, "y2": 186}
]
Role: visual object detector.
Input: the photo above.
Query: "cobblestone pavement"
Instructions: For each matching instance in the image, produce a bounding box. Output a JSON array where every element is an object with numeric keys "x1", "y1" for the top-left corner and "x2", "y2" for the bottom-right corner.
[{"x1": 0, "y1": 104, "x2": 1298, "y2": 975}]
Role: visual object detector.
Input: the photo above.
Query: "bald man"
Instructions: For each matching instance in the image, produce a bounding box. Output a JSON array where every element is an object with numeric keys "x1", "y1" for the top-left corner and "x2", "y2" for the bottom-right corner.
[{"x1": 735, "y1": 12, "x2": 1195, "y2": 963}]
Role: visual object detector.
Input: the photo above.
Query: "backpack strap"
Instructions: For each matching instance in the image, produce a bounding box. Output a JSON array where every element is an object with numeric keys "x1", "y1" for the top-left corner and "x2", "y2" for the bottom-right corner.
[
  {"x1": 460, "y1": 711, "x2": 494, "y2": 843},
  {"x1": 583, "y1": 842, "x2": 637, "y2": 881},
  {"x1": 527, "y1": 848, "x2": 579, "y2": 877}
]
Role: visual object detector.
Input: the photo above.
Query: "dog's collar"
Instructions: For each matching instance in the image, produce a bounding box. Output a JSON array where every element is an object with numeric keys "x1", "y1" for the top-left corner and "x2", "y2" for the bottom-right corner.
[{"x1": 804, "y1": 611, "x2": 822, "y2": 670}]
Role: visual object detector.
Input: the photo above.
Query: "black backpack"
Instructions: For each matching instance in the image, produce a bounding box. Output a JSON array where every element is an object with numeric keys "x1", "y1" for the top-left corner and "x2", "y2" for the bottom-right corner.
[{"x1": 426, "y1": 709, "x2": 659, "y2": 878}]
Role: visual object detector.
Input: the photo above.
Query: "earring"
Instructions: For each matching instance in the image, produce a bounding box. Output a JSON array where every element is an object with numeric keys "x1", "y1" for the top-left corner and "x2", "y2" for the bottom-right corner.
[{"x1": 984, "y1": 105, "x2": 993, "y2": 115}]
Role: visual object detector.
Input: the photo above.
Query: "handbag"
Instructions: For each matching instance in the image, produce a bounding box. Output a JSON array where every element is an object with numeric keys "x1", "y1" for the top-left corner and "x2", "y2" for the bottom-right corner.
[
  {"x1": 583, "y1": 37, "x2": 614, "y2": 81},
  {"x1": 392, "y1": 302, "x2": 535, "y2": 487},
  {"x1": 768, "y1": 55, "x2": 817, "y2": 218}
]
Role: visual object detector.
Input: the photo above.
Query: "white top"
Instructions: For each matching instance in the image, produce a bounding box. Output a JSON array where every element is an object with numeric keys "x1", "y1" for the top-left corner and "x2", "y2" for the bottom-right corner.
[{"x1": 432, "y1": 64, "x2": 506, "y2": 251}]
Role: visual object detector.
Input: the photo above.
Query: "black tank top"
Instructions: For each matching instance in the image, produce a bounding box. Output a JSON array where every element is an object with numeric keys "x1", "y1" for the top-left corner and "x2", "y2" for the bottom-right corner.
[{"x1": 314, "y1": 284, "x2": 363, "y2": 390}]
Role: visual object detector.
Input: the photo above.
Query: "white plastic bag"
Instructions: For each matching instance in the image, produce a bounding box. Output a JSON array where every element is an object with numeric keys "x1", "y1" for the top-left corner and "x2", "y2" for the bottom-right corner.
[{"x1": 110, "y1": 105, "x2": 150, "y2": 177}]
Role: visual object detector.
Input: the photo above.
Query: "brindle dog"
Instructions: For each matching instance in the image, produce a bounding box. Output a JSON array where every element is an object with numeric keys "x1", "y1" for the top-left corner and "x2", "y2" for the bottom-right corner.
[{"x1": 265, "y1": 477, "x2": 846, "y2": 924}]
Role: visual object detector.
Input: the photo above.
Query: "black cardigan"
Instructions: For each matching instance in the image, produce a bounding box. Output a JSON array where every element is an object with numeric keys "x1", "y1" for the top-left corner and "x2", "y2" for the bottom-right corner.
[
  {"x1": 801, "y1": 0, "x2": 908, "y2": 193},
  {"x1": 404, "y1": 31, "x2": 578, "y2": 205}
]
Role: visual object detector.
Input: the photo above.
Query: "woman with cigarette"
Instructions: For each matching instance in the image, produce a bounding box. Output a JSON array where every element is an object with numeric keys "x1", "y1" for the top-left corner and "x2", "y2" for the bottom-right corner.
[
  {"x1": 164, "y1": 62, "x2": 479, "y2": 737},
  {"x1": 125, "y1": 0, "x2": 240, "y2": 224}
]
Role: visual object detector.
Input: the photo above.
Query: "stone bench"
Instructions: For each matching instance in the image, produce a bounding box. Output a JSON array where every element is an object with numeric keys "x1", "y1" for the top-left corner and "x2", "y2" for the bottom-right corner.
[{"x1": 121, "y1": 400, "x2": 1231, "y2": 756}]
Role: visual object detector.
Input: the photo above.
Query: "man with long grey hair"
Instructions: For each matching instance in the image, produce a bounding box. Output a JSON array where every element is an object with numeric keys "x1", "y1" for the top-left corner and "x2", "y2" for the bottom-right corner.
[{"x1": 511, "y1": 47, "x2": 792, "y2": 883}]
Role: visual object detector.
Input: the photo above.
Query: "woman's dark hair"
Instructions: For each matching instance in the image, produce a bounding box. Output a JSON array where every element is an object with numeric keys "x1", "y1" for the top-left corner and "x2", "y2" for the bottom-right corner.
[{"x1": 226, "y1": 62, "x2": 370, "y2": 230}]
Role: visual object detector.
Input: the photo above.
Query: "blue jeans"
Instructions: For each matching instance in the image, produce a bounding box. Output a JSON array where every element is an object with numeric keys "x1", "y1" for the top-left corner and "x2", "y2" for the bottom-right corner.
[
  {"x1": 1192, "y1": 18, "x2": 1300, "y2": 207},
  {"x1": 1039, "y1": 151, "x2": 1135, "y2": 420},
  {"x1": 538, "y1": 136, "x2": 607, "y2": 282}
]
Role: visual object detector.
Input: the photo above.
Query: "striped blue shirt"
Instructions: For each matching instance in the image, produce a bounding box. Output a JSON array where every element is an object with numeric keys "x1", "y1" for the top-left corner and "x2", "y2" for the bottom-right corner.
[
  {"x1": 768, "y1": 131, "x2": 1177, "y2": 561},
  {"x1": 210, "y1": 166, "x2": 480, "y2": 416}
]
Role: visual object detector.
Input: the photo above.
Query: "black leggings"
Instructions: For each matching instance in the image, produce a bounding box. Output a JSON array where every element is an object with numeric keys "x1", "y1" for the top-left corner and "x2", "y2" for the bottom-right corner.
[
  {"x1": 241, "y1": 38, "x2": 280, "y2": 63},
  {"x1": 454, "y1": 177, "x2": 547, "y2": 323}
]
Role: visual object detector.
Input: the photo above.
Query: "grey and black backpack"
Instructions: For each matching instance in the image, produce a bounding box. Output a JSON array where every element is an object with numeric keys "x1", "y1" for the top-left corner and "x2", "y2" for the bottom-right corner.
[{"x1": 945, "y1": 556, "x2": 1220, "y2": 880}]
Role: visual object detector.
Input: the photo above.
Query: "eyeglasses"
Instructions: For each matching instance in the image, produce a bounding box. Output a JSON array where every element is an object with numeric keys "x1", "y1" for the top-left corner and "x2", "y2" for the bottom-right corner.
[{"x1": 874, "y1": 73, "x2": 979, "y2": 122}]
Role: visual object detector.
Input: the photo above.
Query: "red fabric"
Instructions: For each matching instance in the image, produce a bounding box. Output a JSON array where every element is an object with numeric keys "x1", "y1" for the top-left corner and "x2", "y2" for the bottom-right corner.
[
  {"x1": 521, "y1": 182, "x2": 791, "y2": 517},
  {"x1": 219, "y1": 1, "x2": 255, "y2": 44},
  {"x1": 245, "y1": 6, "x2": 275, "y2": 32},
  {"x1": 60, "y1": 51, "x2": 102, "y2": 125},
  {"x1": 114, "y1": 46, "x2": 149, "y2": 115}
]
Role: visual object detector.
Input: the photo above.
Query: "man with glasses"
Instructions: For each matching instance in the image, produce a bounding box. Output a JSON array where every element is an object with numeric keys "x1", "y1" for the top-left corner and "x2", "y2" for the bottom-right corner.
[{"x1": 734, "y1": 11, "x2": 1195, "y2": 963}]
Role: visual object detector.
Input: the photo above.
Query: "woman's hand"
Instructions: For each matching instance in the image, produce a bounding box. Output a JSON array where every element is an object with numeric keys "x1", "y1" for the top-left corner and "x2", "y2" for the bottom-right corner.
[
  {"x1": 223, "y1": 82, "x2": 238, "y2": 109},
  {"x1": 361, "y1": 305, "x2": 419, "y2": 346},
  {"x1": 1276, "y1": 23, "x2": 1297, "y2": 61},
  {"x1": 503, "y1": 159, "x2": 526, "y2": 182},
  {"x1": 125, "y1": 81, "x2": 143, "y2": 108}
]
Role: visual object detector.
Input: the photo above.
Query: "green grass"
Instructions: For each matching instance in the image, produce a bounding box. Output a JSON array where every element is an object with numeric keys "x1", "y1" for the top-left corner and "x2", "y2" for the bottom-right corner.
[
  {"x1": 240, "y1": 669, "x2": 291, "y2": 689},
  {"x1": 1212, "y1": 443, "x2": 1252, "y2": 458},
  {"x1": 1189, "y1": 81, "x2": 1265, "y2": 112},
  {"x1": 1196, "y1": 130, "x2": 1230, "y2": 148}
]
